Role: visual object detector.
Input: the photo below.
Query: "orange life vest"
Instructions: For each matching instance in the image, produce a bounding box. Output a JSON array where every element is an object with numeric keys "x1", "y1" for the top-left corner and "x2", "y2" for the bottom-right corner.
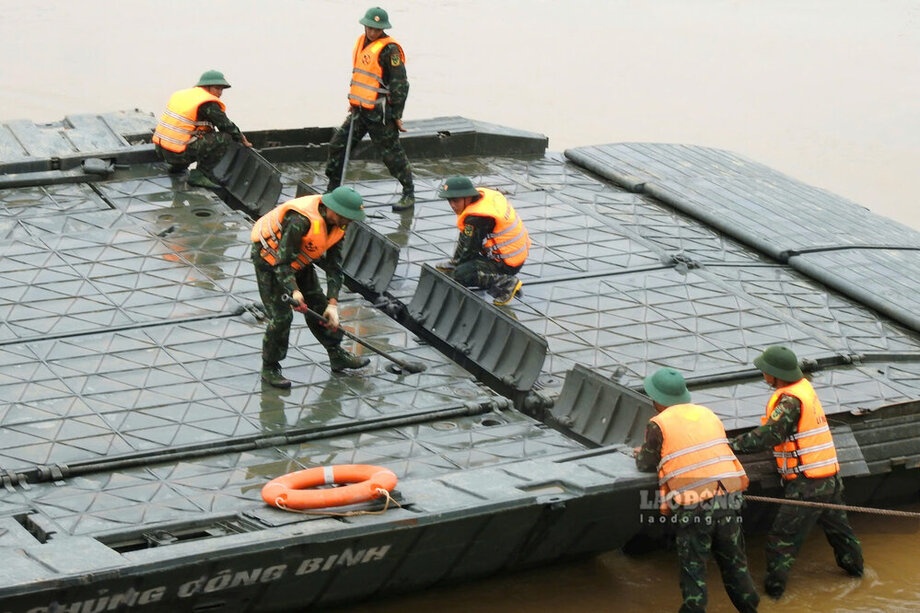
[
  {"x1": 250, "y1": 196, "x2": 345, "y2": 271},
  {"x1": 651, "y1": 403, "x2": 748, "y2": 514},
  {"x1": 348, "y1": 34, "x2": 405, "y2": 109},
  {"x1": 456, "y1": 188, "x2": 530, "y2": 268},
  {"x1": 152, "y1": 87, "x2": 226, "y2": 153},
  {"x1": 764, "y1": 378, "x2": 839, "y2": 480}
]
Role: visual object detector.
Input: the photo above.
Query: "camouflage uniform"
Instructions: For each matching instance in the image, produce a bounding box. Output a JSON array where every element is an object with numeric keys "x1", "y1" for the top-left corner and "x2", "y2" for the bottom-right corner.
[
  {"x1": 250, "y1": 210, "x2": 345, "y2": 367},
  {"x1": 446, "y1": 212, "x2": 523, "y2": 294},
  {"x1": 325, "y1": 40, "x2": 413, "y2": 196},
  {"x1": 637, "y1": 421, "x2": 760, "y2": 613},
  {"x1": 731, "y1": 394, "x2": 864, "y2": 597},
  {"x1": 154, "y1": 102, "x2": 243, "y2": 179}
]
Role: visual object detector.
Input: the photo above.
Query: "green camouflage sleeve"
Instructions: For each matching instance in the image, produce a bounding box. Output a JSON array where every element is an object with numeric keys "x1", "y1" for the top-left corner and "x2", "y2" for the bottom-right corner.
[
  {"x1": 635, "y1": 421, "x2": 663, "y2": 473},
  {"x1": 453, "y1": 215, "x2": 495, "y2": 264},
  {"x1": 272, "y1": 212, "x2": 310, "y2": 295},
  {"x1": 730, "y1": 394, "x2": 801, "y2": 454},
  {"x1": 198, "y1": 101, "x2": 242, "y2": 140},
  {"x1": 380, "y1": 43, "x2": 409, "y2": 119},
  {"x1": 318, "y1": 239, "x2": 344, "y2": 301}
]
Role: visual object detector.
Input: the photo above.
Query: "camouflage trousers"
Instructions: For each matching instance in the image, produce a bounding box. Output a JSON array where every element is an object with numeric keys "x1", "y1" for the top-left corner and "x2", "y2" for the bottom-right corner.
[
  {"x1": 251, "y1": 245, "x2": 343, "y2": 367},
  {"x1": 765, "y1": 474, "x2": 863, "y2": 594},
  {"x1": 451, "y1": 256, "x2": 521, "y2": 292},
  {"x1": 325, "y1": 110, "x2": 413, "y2": 193},
  {"x1": 155, "y1": 132, "x2": 234, "y2": 178},
  {"x1": 674, "y1": 507, "x2": 759, "y2": 613}
]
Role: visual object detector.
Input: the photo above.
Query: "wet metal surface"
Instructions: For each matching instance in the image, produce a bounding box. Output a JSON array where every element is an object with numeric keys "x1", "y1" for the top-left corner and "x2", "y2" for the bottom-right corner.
[
  {"x1": 2, "y1": 115, "x2": 919, "y2": 610},
  {"x1": 288, "y1": 154, "x2": 920, "y2": 427},
  {"x1": 567, "y1": 143, "x2": 920, "y2": 334},
  {"x1": 8, "y1": 409, "x2": 581, "y2": 537}
]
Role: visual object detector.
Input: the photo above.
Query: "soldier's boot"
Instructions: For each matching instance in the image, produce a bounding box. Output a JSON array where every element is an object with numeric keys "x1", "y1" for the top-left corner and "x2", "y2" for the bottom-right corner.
[
  {"x1": 187, "y1": 169, "x2": 221, "y2": 189},
  {"x1": 837, "y1": 552, "x2": 864, "y2": 577},
  {"x1": 261, "y1": 363, "x2": 292, "y2": 389},
  {"x1": 489, "y1": 274, "x2": 523, "y2": 306},
  {"x1": 764, "y1": 575, "x2": 785, "y2": 600},
  {"x1": 392, "y1": 185, "x2": 415, "y2": 212},
  {"x1": 328, "y1": 346, "x2": 370, "y2": 373}
]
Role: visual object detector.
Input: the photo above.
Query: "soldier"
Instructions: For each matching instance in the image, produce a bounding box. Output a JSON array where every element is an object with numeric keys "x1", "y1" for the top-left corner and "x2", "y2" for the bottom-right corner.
[
  {"x1": 435, "y1": 175, "x2": 530, "y2": 306},
  {"x1": 730, "y1": 345, "x2": 863, "y2": 599},
  {"x1": 635, "y1": 368, "x2": 759, "y2": 613},
  {"x1": 251, "y1": 186, "x2": 371, "y2": 388},
  {"x1": 153, "y1": 70, "x2": 252, "y2": 188},
  {"x1": 325, "y1": 7, "x2": 415, "y2": 212}
]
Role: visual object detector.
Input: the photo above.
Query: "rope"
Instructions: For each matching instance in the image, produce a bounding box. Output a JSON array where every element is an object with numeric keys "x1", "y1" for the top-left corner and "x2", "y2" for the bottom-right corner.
[
  {"x1": 274, "y1": 488, "x2": 402, "y2": 516},
  {"x1": 744, "y1": 494, "x2": 920, "y2": 519}
]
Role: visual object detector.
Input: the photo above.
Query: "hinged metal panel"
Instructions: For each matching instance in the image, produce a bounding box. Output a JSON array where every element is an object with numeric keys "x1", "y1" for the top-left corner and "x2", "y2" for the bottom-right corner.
[
  {"x1": 212, "y1": 144, "x2": 283, "y2": 219},
  {"x1": 408, "y1": 264, "x2": 547, "y2": 392},
  {"x1": 341, "y1": 221, "x2": 399, "y2": 295},
  {"x1": 550, "y1": 363, "x2": 655, "y2": 447}
]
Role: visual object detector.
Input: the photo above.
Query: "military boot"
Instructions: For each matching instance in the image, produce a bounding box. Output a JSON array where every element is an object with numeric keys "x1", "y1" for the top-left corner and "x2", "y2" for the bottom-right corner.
[
  {"x1": 489, "y1": 275, "x2": 523, "y2": 306},
  {"x1": 392, "y1": 187, "x2": 415, "y2": 212},
  {"x1": 261, "y1": 363, "x2": 292, "y2": 389},
  {"x1": 328, "y1": 346, "x2": 370, "y2": 372},
  {"x1": 188, "y1": 169, "x2": 221, "y2": 189}
]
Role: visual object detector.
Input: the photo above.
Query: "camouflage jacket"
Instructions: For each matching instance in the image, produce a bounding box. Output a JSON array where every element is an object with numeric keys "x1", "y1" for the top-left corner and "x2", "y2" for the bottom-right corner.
[
  {"x1": 198, "y1": 101, "x2": 243, "y2": 141},
  {"x1": 729, "y1": 393, "x2": 801, "y2": 454},
  {"x1": 263, "y1": 209, "x2": 344, "y2": 299},
  {"x1": 635, "y1": 420, "x2": 664, "y2": 474},
  {"x1": 453, "y1": 208, "x2": 496, "y2": 264}
]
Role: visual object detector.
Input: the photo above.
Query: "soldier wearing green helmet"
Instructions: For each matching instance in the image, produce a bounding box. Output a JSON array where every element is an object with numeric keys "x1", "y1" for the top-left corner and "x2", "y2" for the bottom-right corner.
[
  {"x1": 152, "y1": 70, "x2": 252, "y2": 188},
  {"x1": 635, "y1": 367, "x2": 760, "y2": 613},
  {"x1": 434, "y1": 175, "x2": 531, "y2": 306},
  {"x1": 730, "y1": 345, "x2": 863, "y2": 600},
  {"x1": 250, "y1": 187, "x2": 370, "y2": 388},
  {"x1": 325, "y1": 7, "x2": 415, "y2": 211}
]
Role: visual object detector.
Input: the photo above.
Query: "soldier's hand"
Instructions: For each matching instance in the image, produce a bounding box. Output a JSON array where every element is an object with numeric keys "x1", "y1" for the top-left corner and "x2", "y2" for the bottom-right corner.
[
  {"x1": 323, "y1": 301, "x2": 340, "y2": 330},
  {"x1": 395, "y1": 118, "x2": 407, "y2": 133},
  {"x1": 434, "y1": 260, "x2": 456, "y2": 273},
  {"x1": 290, "y1": 290, "x2": 308, "y2": 312},
  {"x1": 241, "y1": 135, "x2": 253, "y2": 148},
  {"x1": 632, "y1": 446, "x2": 641, "y2": 458}
]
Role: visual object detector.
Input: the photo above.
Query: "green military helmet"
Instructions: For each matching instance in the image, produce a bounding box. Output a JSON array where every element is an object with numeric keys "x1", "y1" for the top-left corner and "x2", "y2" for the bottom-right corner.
[
  {"x1": 753, "y1": 345, "x2": 804, "y2": 382},
  {"x1": 437, "y1": 175, "x2": 480, "y2": 199},
  {"x1": 322, "y1": 186, "x2": 366, "y2": 222},
  {"x1": 359, "y1": 7, "x2": 392, "y2": 29},
  {"x1": 643, "y1": 367, "x2": 692, "y2": 407},
  {"x1": 196, "y1": 70, "x2": 231, "y2": 88}
]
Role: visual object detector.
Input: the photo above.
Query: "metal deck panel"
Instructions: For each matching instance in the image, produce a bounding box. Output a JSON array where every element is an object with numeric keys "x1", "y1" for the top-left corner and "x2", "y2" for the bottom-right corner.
[
  {"x1": 792, "y1": 249, "x2": 920, "y2": 334},
  {"x1": 0, "y1": 308, "x2": 490, "y2": 472},
  {"x1": 0, "y1": 113, "x2": 919, "y2": 610},
  {"x1": 282, "y1": 155, "x2": 765, "y2": 302},
  {"x1": 565, "y1": 143, "x2": 920, "y2": 250},
  {"x1": 509, "y1": 265, "x2": 920, "y2": 411},
  {"x1": 696, "y1": 364, "x2": 920, "y2": 430},
  {"x1": 4, "y1": 410, "x2": 583, "y2": 538},
  {"x1": 0, "y1": 111, "x2": 155, "y2": 162},
  {"x1": 565, "y1": 143, "x2": 920, "y2": 337}
]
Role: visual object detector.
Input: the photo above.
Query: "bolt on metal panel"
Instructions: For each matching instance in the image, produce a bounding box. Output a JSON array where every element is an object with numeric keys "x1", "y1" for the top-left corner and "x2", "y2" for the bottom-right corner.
[
  {"x1": 407, "y1": 264, "x2": 547, "y2": 392},
  {"x1": 550, "y1": 363, "x2": 655, "y2": 447}
]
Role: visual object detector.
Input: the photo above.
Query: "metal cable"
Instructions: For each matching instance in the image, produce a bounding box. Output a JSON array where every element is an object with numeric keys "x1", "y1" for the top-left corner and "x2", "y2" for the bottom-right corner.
[{"x1": 744, "y1": 494, "x2": 920, "y2": 519}]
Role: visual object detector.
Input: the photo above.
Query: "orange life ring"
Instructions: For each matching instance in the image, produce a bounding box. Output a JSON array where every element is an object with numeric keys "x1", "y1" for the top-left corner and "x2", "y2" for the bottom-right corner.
[{"x1": 261, "y1": 464, "x2": 398, "y2": 510}]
